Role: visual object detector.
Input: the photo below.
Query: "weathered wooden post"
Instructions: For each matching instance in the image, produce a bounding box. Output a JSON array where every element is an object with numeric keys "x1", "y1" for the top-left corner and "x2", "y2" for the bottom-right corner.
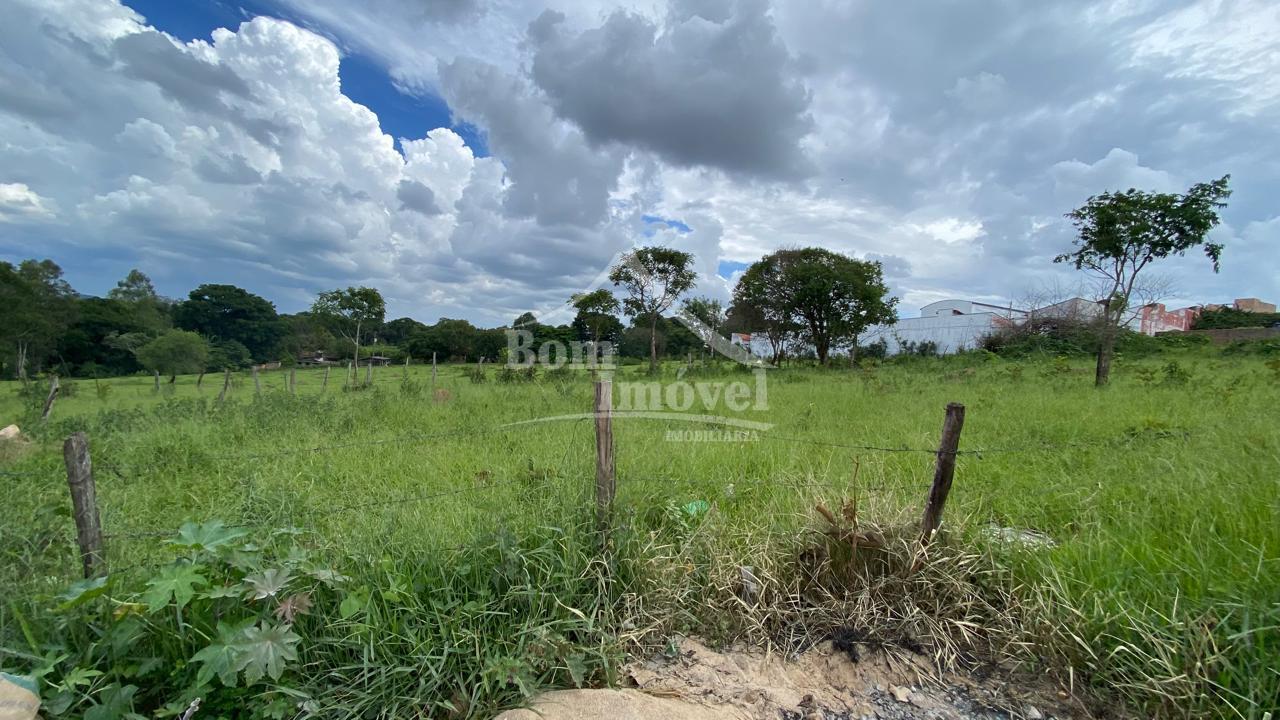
[
  {"x1": 41, "y1": 375, "x2": 59, "y2": 421},
  {"x1": 289, "y1": 368, "x2": 297, "y2": 395},
  {"x1": 217, "y1": 368, "x2": 231, "y2": 402},
  {"x1": 153, "y1": 370, "x2": 160, "y2": 392},
  {"x1": 63, "y1": 432, "x2": 105, "y2": 578},
  {"x1": 322, "y1": 365, "x2": 330, "y2": 390},
  {"x1": 920, "y1": 402, "x2": 966, "y2": 546},
  {"x1": 431, "y1": 352, "x2": 437, "y2": 390},
  {"x1": 365, "y1": 360, "x2": 373, "y2": 386},
  {"x1": 252, "y1": 366, "x2": 261, "y2": 396},
  {"x1": 593, "y1": 379, "x2": 615, "y2": 533}
]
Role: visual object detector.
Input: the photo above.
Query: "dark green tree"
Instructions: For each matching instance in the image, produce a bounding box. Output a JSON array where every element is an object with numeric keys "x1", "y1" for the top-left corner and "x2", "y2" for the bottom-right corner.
[
  {"x1": 381, "y1": 317, "x2": 428, "y2": 346},
  {"x1": 735, "y1": 248, "x2": 897, "y2": 365},
  {"x1": 174, "y1": 284, "x2": 284, "y2": 362},
  {"x1": 406, "y1": 318, "x2": 478, "y2": 361},
  {"x1": 609, "y1": 247, "x2": 697, "y2": 373},
  {"x1": 1056, "y1": 175, "x2": 1231, "y2": 386},
  {"x1": 569, "y1": 289, "x2": 622, "y2": 354},
  {"x1": 0, "y1": 259, "x2": 76, "y2": 379},
  {"x1": 58, "y1": 298, "x2": 148, "y2": 376},
  {"x1": 107, "y1": 268, "x2": 169, "y2": 333},
  {"x1": 135, "y1": 329, "x2": 210, "y2": 382}
]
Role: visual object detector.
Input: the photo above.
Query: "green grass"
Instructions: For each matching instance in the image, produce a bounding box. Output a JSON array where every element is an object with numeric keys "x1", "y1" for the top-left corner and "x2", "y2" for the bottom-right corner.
[{"x1": 1, "y1": 352, "x2": 1276, "y2": 718}]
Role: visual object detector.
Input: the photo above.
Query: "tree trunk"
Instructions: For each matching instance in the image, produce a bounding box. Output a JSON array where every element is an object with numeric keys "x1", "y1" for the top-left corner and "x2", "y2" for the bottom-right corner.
[
  {"x1": 1095, "y1": 323, "x2": 1116, "y2": 386},
  {"x1": 648, "y1": 316, "x2": 659, "y2": 374}
]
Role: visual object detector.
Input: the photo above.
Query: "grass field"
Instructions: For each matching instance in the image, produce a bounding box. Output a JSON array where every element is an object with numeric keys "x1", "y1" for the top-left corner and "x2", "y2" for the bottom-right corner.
[{"x1": 1, "y1": 350, "x2": 1277, "y2": 719}]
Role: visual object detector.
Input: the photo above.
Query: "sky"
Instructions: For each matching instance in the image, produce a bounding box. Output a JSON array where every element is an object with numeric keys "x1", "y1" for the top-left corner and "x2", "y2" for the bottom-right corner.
[{"x1": 0, "y1": 0, "x2": 1276, "y2": 326}]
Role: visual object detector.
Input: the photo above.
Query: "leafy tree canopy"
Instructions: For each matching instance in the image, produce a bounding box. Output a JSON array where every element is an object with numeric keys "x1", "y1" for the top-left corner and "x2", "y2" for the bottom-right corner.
[
  {"x1": 734, "y1": 248, "x2": 897, "y2": 364},
  {"x1": 609, "y1": 246, "x2": 697, "y2": 371},
  {"x1": 136, "y1": 329, "x2": 210, "y2": 381},
  {"x1": 174, "y1": 284, "x2": 283, "y2": 362}
]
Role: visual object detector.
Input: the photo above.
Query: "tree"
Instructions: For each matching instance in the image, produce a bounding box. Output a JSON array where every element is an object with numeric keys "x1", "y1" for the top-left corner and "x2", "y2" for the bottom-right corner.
[
  {"x1": 107, "y1": 269, "x2": 169, "y2": 334},
  {"x1": 0, "y1": 259, "x2": 76, "y2": 379},
  {"x1": 512, "y1": 312, "x2": 538, "y2": 330},
  {"x1": 608, "y1": 247, "x2": 697, "y2": 373},
  {"x1": 59, "y1": 298, "x2": 148, "y2": 376},
  {"x1": 206, "y1": 339, "x2": 253, "y2": 371},
  {"x1": 108, "y1": 269, "x2": 156, "y2": 303},
  {"x1": 734, "y1": 248, "x2": 897, "y2": 365},
  {"x1": 310, "y1": 287, "x2": 386, "y2": 376},
  {"x1": 1056, "y1": 175, "x2": 1231, "y2": 386},
  {"x1": 680, "y1": 296, "x2": 727, "y2": 358},
  {"x1": 569, "y1": 289, "x2": 622, "y2": 357},
  {"x1": 174, "y1": 284, "x2": 284, "y2": 361},
  {"x1": 381, "y1": 317, "x2": 428, "y2": 346},
  {"x1": 406, "y1": 318, "x2": 478, "y2": 361},
  {"x1": 135, "y1": 330, "x2": 209, "y2": 382}
]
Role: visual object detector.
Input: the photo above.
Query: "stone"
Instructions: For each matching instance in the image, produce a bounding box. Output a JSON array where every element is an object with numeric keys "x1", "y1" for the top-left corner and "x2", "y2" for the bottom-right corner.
[
  {"x1": 0, "y1": 425, "x2": 19, "y2": 441},
  {"x1": 890, "y1": 685, "x2": 912, "y2": 703}
]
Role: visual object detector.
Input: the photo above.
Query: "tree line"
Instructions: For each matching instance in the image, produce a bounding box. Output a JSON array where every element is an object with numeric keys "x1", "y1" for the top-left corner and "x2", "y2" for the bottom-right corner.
[
  {"x1": 0, "y1": 246, "x2": 901, "y2": 380},
  {"x1": 4, "y1": 166, "x2": 1232, "y2": 385}
]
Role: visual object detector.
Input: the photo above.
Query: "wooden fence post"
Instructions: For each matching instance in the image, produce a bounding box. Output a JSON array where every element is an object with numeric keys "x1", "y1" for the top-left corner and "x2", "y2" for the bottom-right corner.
[
  {"x1": 920, "y1": 402, "x2": 966, "y2": 546},
  {"x1": 63, "y1": 432, "x2": 105, "y2": 578},
  {"x1": 593, "y1": 379, "x2": 616, "y2": 533},
  {"x1": 196, "y1": 371, "x2": 205, "y2": 389},
  {"x1": 41, "y1": 375, "x2": 59, "y2": 421},
  {"x1": 431, "y1": 352, "x2": 437, "y2": 390},
  {"x1": 322, "y1": 365, "x2": 330, "y2": 391},
  {"x1": 217, "y1": 368, "x2": 231, "y2": 402},
  {"x1": 365, "y1": 361, "x2": 373, "y2": 386},
  {"x1": 289, "y1": 368, "x2": 297, "y2": 395},
  {"x1": 153, "y1": 370, "x2": 160, "y2": 392},
  {"x1": 252, "y1": 366, "x2": 261, "y2": 396}
]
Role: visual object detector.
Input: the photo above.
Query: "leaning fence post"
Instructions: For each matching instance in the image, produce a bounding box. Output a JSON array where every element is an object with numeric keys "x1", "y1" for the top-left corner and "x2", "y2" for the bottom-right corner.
[
  {"x1": 322, "y1": 365, "x2": 330, "y2": 391},
  {"x1": 920, "y1": 402, "x2": 966, "y2": 546},
  {"x1": 593, "y1": 379, "x2": 616, "y2": 533},
  {"x1": 252, "y1": 366, "x2": 261, "y2": 396},
  {"x1": 63, "y1": 432, "x2": 105, "y2": 578},
  {"x1": 41, "y1": 375, "x2": 59, "y2": 421},
  {"x1": 217, "y1": 368, "x2": 231, "y2": 402}
]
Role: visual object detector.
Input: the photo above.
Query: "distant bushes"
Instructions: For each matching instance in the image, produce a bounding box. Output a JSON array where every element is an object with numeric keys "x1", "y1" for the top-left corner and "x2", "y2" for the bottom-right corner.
[
  {"x1": 981, "y1": 317, "x2": 1100, "y2": 357},
  {"x1": 1193, "y1": 307, "x2": 1280, "y2": 330}
]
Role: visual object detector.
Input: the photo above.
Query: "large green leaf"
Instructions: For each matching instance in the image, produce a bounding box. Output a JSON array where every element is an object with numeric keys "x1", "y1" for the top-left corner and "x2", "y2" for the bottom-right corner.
[
  {"x1": 191, "y1": 618, "x2": 255, "y2": 687},
  {"x1": 169, "y1": 520, "x2": 248, "y2": 553},
  {"x1": 244, "y1": 568, "x2": 292, "y2": 600},
  {"x1": 56, "y1": 575, "x2": 111, "y2": 611},
  {"x1": 142, "y1": 563, "x2": 207, "y2": 613},
  {"x1": 235, "y1": 622, "x2": 300, "y2": 685}
]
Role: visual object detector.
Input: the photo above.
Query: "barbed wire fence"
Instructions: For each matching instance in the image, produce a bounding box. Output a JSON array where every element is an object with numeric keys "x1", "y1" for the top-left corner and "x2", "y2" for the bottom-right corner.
[{"x1": 32, "y1": 376, "x2": 1190, "y2": 582}]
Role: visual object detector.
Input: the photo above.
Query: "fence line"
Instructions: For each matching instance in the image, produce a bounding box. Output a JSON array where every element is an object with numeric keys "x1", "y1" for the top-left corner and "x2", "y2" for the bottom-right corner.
[{"x1": 30, "y1": 379, "x2": 1206, "y2": 581}]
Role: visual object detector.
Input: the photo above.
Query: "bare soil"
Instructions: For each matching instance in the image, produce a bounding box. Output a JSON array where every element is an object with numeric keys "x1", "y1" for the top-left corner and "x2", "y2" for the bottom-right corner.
[{"x1": 495, "y1": 637, "x2": 1083, "y2": 720}]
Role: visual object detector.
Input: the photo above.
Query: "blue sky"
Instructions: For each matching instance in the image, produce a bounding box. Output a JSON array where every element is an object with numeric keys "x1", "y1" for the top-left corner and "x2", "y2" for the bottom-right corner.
[{"x1": 120, "y1": 0, "x2": 487, "y2": 155}]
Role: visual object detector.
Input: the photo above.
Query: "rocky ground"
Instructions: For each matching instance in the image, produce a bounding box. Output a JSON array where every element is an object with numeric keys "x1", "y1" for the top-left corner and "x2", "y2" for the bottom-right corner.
[{"x1": 495, "y1": 637, "x2": 1085, "y2": 720}]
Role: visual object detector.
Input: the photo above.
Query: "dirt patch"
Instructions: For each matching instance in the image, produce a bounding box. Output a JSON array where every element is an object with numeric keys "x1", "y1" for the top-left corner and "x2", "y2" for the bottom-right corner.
[{"x1": 496, "y1": 637, "x2": 1079, "y2": 720}]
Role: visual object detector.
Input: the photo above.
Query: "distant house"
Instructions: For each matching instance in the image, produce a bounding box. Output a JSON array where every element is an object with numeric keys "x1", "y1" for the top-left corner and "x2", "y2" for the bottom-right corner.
[
  {"x1": 1204, "y1": 297, "x2": 1277, "y2": 314},
  {"x1": 366, "y1": 355, "x2": 394, "y2": 367},
  {"x1": 297, "y1": 351, "x2": 338, "y2": 366}
]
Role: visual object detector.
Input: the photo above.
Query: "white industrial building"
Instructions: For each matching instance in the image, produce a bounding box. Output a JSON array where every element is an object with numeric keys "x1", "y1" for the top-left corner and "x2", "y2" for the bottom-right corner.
[{"x1": 860, "y1": 300, "x2": 1027, "y2": 355}]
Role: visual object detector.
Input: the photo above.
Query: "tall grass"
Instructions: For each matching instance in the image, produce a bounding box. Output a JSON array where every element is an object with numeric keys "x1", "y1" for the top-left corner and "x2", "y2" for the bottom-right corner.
[{"x1": 0, "y1": 351, "x2": 1276, "y2": 717}]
